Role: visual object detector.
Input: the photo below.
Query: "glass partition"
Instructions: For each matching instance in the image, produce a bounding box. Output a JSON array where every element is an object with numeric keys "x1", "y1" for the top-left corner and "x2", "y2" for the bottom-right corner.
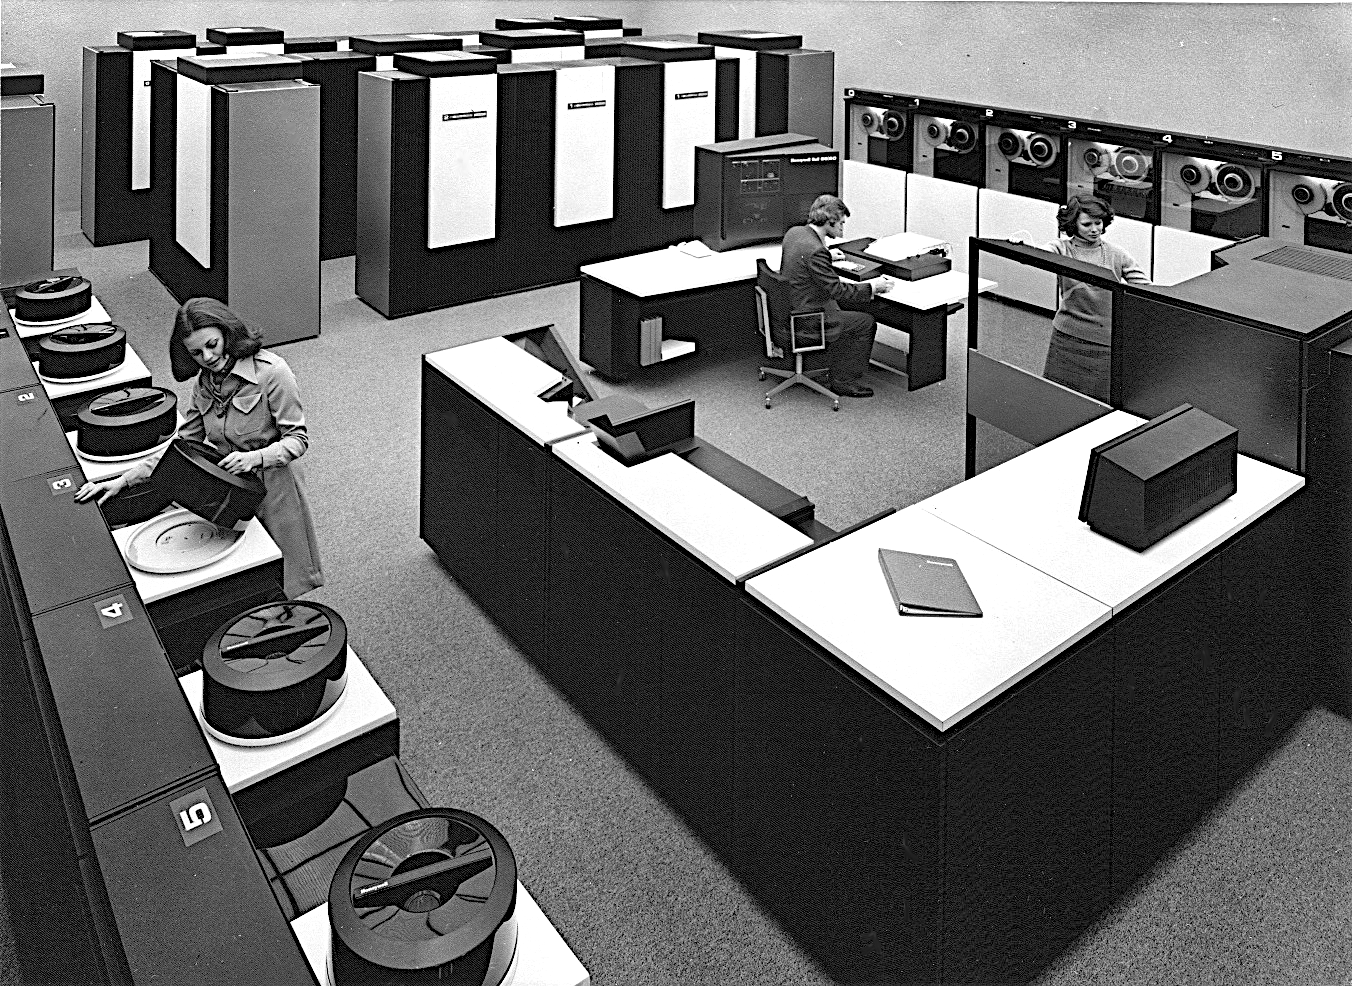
[{"x1": 965, "y1": 239, "x2": 1119, "y2": 476}]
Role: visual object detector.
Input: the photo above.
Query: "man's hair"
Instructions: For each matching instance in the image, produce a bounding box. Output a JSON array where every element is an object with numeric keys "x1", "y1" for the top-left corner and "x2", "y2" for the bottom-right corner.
[{"x1": 807, "y1": 194, "x2": 851, "y2": 227}]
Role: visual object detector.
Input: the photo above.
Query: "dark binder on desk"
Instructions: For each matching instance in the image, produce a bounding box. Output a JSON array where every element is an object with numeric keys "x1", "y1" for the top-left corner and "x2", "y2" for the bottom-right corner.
[{"x1": 877, "y1": 549, "x2": 983, "y2": 617}]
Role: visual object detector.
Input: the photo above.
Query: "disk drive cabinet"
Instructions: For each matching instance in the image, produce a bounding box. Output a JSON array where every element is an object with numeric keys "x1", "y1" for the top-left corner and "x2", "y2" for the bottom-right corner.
[
  {"x1": 0, "y1": 65, "x2": 54, "y2": 285},
  {"x1": 148, "y1": 54, "x2": 320, "y2": 347},
  {"x1": 356, "y1": 52, "x2": 502, "y2": 317},
  {"x1": 615, "y1": 39, "x2": 722, "y2": 251},
  {"x1": 287, "y1": 49, "x2": 378, "y2": 259},
  {"x1": 696, "y1": 31, "x2": 834, "y2": 147},
  {"x1": 80, "y1": 31, "x2": 196, "y2": 246}
]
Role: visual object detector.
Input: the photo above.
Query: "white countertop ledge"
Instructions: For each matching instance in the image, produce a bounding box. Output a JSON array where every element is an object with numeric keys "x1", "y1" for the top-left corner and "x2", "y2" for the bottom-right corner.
[
  {"x1": 746, "y1": 507, "x2": 1112, "y2": 731},
  {"x1": 920, "y1": 410, "x2": 1306, "y2": 613},
  {"x1": 425, "y1": 337, "x2": 589, "y2": 447},
  {"x1": 552, "y1": 433, "x2": 812, "y2": 583}
]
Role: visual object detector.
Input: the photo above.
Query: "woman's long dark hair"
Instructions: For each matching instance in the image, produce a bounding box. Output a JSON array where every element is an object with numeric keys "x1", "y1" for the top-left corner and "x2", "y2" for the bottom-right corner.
[{"x1": 168, "y1": 297, "x2": 262, "y2": 381}]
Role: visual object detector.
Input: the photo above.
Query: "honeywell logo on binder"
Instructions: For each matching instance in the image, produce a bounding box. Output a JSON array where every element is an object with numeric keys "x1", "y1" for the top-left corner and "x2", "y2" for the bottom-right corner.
[
  {"x1": 674, "y1": 91, "x2": 708, "y2": 100},
  {"x1": 442, "y1": 110, "x2": 488, "y2": 121},
  {"x1": 567, "y1": 100, "x2": 607, "y2": 109},
  {"x1": 170, "y1": 789, "x2": 223, "y2": 847}
]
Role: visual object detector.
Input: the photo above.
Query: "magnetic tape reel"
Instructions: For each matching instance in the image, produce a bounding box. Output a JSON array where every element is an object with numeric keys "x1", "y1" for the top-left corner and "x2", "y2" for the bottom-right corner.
[
  {"x1": 859, "y1": 106, "x2": 905, "y2": 141},
  {"x1": 1215, "y1": 163, "x2": 1256, "y2": 203},
  {"x1": 921, "y1": 117, "x2": 977, "y2": 154},
  {"x1": 1288, "y1": 177, "x2": 1331, "y2": 215},
  {"x1": 1110, "y1": 146, "x2": 1149, "y2": 181},
  {"x1": 1175, "y1": 157, "x2": 1217, "y2": 194},
  {"x1": 1081, "y1": 143, "x2": 1113, "y2": 176},
  {"x1": 1333, "y1": 183, "x2": 1352, "y2": 223},
  {"x1": 996, "y1": 129, "x2": 1058, "y2": 168}
]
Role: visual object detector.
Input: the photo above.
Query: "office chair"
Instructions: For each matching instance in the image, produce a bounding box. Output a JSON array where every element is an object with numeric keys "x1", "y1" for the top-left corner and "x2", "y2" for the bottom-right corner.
[{"x1": 755, "y1": 259, "x2": 837, "y2": 411}]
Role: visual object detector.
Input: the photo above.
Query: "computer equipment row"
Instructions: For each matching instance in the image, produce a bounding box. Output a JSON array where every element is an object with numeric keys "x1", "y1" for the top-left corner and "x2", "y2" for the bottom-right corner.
[{"x1": 845, "y1": 89, "x2": 1352, "y2": 255}]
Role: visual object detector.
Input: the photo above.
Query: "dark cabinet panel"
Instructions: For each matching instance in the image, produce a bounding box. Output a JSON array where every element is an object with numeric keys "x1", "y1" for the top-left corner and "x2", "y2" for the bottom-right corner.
[{"x1": 1111, "y1": 556, "x2": 1221, "y2": 896}]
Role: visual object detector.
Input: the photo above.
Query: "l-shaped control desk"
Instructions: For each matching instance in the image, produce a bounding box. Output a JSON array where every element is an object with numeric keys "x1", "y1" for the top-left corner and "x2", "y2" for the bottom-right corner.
[
  {"x1": 578, "y1": 240, "x2": 995, "y2": 386},
  {"x1": 422, "y1": 335, "x2": 1305, "y2": 985}
]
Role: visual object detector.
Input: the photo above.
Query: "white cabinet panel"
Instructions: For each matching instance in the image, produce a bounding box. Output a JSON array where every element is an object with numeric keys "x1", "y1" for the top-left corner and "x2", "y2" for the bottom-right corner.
[
  {"x1": 174, "y1": 75, "x2": 212, "y2": 267},
  {"x1": 662, "y1": 60, "x2": 717, "y2": 209},
  {"x1": 841, "y1": 160, "x2": 906, "y2": 239},
  {"x1": 131, "y1": 46, "x2": 193, "y2": 190},
  {"x1": 427, "y1": 73, "x2": 497, "y2": 249},
  {"x1": 1152, "y1": 225, "x2": 1228, "y2": 285},
  {"x1": 554, "y1": 64, "x2": 615, "y2": 227},
  {"x1": 905, "y1": 173, "x2": 978, "y2": 273}
]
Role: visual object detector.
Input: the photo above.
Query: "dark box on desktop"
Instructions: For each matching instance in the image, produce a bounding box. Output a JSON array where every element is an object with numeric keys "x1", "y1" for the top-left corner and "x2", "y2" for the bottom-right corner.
[
  {"x1": 1079, "y1": 404, "x2": 1238, "y2": 551},
  {"x1": 892, "y1": 255, "x2": 951, "y2": 280}
]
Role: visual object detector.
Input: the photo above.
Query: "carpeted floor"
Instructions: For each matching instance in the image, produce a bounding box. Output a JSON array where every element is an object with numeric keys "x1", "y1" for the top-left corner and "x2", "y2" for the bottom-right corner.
[{"x1": 2, "y1": 211, "x2": 1351, "y2": 985}]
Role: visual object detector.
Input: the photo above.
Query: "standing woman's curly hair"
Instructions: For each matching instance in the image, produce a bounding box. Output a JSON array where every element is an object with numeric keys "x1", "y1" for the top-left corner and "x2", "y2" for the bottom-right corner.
[
  {"x1": 168, "y1": 297, "x2": 263, "y2": 381},
  {"x1": 1057, "y1": 194, "x2": 1116, "y2": 237}
]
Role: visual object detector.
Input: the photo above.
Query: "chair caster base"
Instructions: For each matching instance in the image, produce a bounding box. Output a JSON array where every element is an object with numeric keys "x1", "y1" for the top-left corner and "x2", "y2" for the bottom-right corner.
[
  {"x1": 758, "y1": 370, "x2": 766, "y2": 381},
  {"x1": 833, "y1": 401, "x2": 840, "y2": 411}
]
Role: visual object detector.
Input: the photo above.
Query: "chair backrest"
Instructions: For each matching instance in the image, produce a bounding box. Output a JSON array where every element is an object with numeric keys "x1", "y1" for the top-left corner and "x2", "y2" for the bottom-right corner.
[
  {"x1": 753, "y1": 285, "x2": 781, "y2": 359},
  {"x1": 755, "y1": 259, "x2": 794, "y2": 344},
  {"x1": 756, "y1": 258, "x2": 824, "y2": 355}
]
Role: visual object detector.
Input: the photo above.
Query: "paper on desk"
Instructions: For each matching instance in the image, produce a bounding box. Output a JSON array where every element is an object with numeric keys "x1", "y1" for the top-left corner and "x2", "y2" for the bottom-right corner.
[
  {"x1": 865, "y1": 232, "x2": 951, "y2": 263},
  {"x1": 675, "y1": 240, "x2": 715, "y2": 259}
]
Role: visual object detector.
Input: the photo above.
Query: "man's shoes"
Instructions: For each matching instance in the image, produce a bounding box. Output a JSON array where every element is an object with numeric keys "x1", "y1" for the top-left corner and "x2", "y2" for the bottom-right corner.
[{"x1": 829, "y1": 379, "x2": 874, "y2": 398}]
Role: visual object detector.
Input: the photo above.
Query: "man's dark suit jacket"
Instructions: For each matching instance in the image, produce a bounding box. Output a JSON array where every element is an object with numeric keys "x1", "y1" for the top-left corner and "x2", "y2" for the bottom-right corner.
[{"x1": 780, "y1": 224, "x2": 874, "y2": 315}]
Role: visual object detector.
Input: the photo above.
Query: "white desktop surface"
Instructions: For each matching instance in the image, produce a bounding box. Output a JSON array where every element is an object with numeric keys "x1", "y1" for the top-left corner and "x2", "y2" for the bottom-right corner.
[
  {"x1": 746, "y1": 507, "x2": 1111, "y2": 731},
  {"x1": 113, "y1": 514, "x2": 281, "y2": 605},
  {"x1": 178, "y1": 646, "x2": 397, "y2": 793},
  {"x1": 876, "y1": 270, "x2": 997, "y2": 312},
  {"x1": 921, "y1": 410, "x2": 1307, "y2": 613},
  {"x1": 37, "y1": 345, "x2": 149, "y2": 402},
  {"x1": 291, "y1": 881, "x2": 590, "y2": 986},
  {"x1": 552, "y1": 433, "x2": 812, "y2": 584},
  {"x1": 580, "y1": 241, "x2": 993, "y2": 313},
  {"x1": 11, "y1": 296, "x2": 111, "y2": 339},
  {"x1": 425, "y1": 338, "x2": 589, "y2": 447},
  {"x1": 66, "y1": 412, "x2": 186, "y2": 483},
  {"x1": 580, "y1": 243, "x2": 780, "y2": 297}
]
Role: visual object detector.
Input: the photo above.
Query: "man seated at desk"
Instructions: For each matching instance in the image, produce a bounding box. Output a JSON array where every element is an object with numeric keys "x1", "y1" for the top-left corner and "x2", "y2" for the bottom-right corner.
[{"x1": 780, "y1": 194, "x2": 895, "y2": 398}]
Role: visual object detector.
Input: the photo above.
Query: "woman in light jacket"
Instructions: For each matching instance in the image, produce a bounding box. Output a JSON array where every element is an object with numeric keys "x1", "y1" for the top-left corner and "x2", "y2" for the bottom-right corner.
[{"x1": 78, "y1": 297, "x2": 323, "y2": 597}]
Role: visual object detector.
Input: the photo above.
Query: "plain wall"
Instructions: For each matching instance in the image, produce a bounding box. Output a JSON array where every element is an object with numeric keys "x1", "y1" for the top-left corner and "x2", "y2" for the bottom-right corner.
[{"x1": 2, "y1": 1, "x2": 1349, "y2": 214}]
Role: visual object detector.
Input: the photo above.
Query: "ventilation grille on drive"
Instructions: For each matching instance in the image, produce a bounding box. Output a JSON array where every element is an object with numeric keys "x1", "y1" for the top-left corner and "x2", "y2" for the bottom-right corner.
[
  {"x1": 1254, "y1": 245, "x2": 1352, "y2": 282},
  {"x1": 1145, "y1": 455, "x2": 1228, "y2": 532}
]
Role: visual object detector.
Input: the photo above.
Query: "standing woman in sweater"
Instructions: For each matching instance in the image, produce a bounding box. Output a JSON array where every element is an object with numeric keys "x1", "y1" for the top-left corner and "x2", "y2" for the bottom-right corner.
[
  {"x1": 1041, "y1": 194, "x2": 1150, "y2": 402},
  {"x1": 77, "y1": 297, "x2": 324, "y2": 597}
]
